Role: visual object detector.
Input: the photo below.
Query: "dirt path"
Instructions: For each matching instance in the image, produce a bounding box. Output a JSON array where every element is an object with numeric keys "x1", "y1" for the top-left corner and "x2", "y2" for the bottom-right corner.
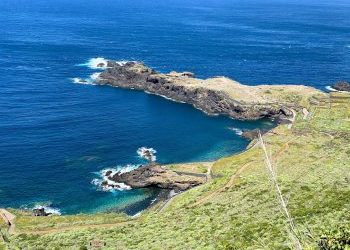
[
  {"x1": 0, "y1": 209, "x2": 16, "y2": 234},
  {"x1": 191, "y1": 136, "x2": 295, "y2": 208},
  {"x1": 158, "y1": 163, "x2": 214, "y2": 213},
  {"x1": 191, "y1": 162, "x2": 253, "y2": 207}
]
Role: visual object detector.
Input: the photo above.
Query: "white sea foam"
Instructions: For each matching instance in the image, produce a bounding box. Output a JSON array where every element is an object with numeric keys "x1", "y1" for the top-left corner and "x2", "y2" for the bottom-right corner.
[
  {"x1": 325, "y1": 85, "x2": 349, "y2": 93},
  {"x1": 71, "y1": 77, "x2": 84, "y2": 84},
  {"x1": 70, "y1": 72, "x2": 101, "y2": 85},
  {"x1": 33, "y1": 205, "x2": 61, "y2": 215},
  {"x1": 132, "y1": 212, "x2": 142, "y2": 218},
  {"x1": 78, "y1": 57, "x2": 108, "y2": 69},
  {"x1": 92, "y1": 165, "x2": 140, "y2": 192},
  {"x1": 228, "y1": 127, "x2": 243, "y2": 136},
  {"x1": 115, "y1": 60, "x2": 130, "y2": 66},
  {"x1": 78, "y1": 58, "x2": 134, "y2": 69},
  {"x1": 137, "y1": 147, "x2": 157, "y2": 162},
  {"x1": 90, "y1": 72, "x2": 101, "y2": 81}
]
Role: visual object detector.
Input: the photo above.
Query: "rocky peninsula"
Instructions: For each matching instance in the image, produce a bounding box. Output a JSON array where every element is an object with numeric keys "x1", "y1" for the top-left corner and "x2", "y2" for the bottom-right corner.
[
  {"x1": 97, "y1": 61, "x2": 321, "y2": 121},
  {"x1": 103, "y1": 164, "x2": 206, "y2": 192}
]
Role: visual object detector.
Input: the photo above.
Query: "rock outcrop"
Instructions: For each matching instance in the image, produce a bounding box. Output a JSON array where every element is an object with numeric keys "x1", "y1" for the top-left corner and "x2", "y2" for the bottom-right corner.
[
  {"x1": 332, "y1": 81, "x2": 350, "y2": 92},
  {"x1": 105, "y1": 164, "x2": 206, "y2": 192},
  {"x1": 96, "y1": 61, "x2": 320, "y2": 121},
  {"x1": 32, "y1": 208, "x2": 51, "y2": 217}
]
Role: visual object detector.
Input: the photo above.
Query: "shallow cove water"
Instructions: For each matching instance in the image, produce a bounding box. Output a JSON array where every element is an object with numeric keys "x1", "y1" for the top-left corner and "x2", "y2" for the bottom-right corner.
[{"x1": 0, "y1": 0, "x2": 349, "y2": 215}]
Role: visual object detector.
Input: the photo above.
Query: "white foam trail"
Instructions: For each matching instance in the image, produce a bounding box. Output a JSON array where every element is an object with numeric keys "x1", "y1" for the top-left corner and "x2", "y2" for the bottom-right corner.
[
  {"x1": 228, "y1": 127, "x2": 243, "y2": 136},
  {"x1": 33, "y1": 205, "x2": 61, "y2": 215},
  {"x1": 137, "y1": 147, "x2": 157, "y2": 162}
]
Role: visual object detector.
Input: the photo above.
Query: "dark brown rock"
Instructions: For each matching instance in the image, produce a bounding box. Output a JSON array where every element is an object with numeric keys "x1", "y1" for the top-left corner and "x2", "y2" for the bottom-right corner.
[
  {"x1": 97, "y1": 61, "x2": 290, "y2": 121},
  {"x1": 32, "y1": 208, "x2": 51, "y2": 216},
  {"x1": 108, "y1": 164, "x2": 206, "y2": 192}
]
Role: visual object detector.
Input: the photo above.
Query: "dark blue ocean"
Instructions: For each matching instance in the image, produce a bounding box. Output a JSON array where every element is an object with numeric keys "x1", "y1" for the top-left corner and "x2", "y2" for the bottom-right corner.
[{"x1": 0, "y1": 0, "x2": 349, "y2": 214}]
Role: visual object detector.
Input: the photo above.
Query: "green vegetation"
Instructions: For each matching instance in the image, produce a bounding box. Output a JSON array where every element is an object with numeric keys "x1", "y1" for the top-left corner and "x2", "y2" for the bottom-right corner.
[
  {"x1": 11, "y1": 210, "x2": 129, "y2": 233},
  {"x1": 4, "y1": 92, "x2": 350, "y2": 249},
  {"x1": 0, "y1": 216, "x2": 9, "y2": 250},
  {"x1": 167, "y1": 162, "x2": 211, "y2": 174}
]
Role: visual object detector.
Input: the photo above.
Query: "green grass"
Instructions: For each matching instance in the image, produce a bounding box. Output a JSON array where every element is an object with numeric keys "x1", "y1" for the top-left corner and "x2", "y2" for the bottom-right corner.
[
  {"x1": 12, "y1": 210, "x2": 129, "y2": 232},
  {"x1": 167, "y1": 162, "x2": 210, "y2": 174},
  {"x1": 0, "y1": 217, "x2": 9, "y2": 250},
  {"x1": 5, "y1": 93, "x2": 350, "y2": 250}
]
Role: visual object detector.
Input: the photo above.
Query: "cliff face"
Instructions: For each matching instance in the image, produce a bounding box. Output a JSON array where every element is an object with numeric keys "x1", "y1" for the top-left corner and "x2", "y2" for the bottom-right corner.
[{"x1": 98, "y1": 61, "x2": 313, "y2": 120}]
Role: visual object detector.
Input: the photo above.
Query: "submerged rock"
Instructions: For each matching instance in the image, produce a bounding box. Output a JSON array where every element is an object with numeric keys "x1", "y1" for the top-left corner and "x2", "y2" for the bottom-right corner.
[
  {"x1": 108, "y1": 164, "x2": 206, "y2": 192},
  {"x1": 332, "y1": 81, "x2": 350, "y2": 92}
]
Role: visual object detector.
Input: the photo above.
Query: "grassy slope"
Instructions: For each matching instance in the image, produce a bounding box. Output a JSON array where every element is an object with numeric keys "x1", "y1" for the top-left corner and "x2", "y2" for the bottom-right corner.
[
  {"x1": 0, "y1": 219, "x2": 7, "y2": 250},
  {"x1": 6, "y1": 93, "x2": 350, "y2": 250}
]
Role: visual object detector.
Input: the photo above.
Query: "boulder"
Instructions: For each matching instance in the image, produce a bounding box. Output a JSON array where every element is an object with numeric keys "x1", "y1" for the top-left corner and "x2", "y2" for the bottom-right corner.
[{"x1": 32, "y1": 208, "x2": 51, "y2": 216}]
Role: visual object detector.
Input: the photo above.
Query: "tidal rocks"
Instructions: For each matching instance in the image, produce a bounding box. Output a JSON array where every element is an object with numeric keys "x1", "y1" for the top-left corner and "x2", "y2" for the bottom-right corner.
[
  {"x1": 107, "y1": 164, "x2": 206, "y2": 192},
  {"x1": 97, "y1": 61, "x2": 296, "y2": 121},
  {"x1": 32, "y1": 208, "x2": 51, "y2": 216},
  {"x1": 332, "y1": 81, "x2": 350, "y2": 92}
]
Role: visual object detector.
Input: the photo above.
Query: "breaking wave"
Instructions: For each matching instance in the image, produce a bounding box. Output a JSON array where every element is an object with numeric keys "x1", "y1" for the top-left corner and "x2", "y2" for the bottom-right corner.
[
  {"x1": 33, "y1": 205, "x2": 61, "y2": 215},
  {"x1": 137, "y1": 147, "x2": 157, "y2": 162},
  {"x1": 21, "y1": 202, "x2": 62, "y2": 215},
  {"x1": 78, "y1": 57, "x2": 108, "y2": 69},
  {"x1": 228, "y1": 127, "x2": 243, "y2": 136},
  {"x1": 92, "y1": 165, "x2": 139, "y2": 192},
  {"x1": 325, "y1": 86, "x2": 338, "y2": 92},
  {"x1": 70, "y1": 73, "x2": 101, "y2": 85},
  {"x1": 77, "y1": 57, "x2": 133, "y2": 70}
]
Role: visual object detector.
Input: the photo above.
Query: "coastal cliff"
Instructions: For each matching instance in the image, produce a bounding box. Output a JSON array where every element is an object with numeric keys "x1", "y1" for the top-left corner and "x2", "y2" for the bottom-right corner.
[{"x1": 97, "y1": 61, "x2": 322, "y2": 121}]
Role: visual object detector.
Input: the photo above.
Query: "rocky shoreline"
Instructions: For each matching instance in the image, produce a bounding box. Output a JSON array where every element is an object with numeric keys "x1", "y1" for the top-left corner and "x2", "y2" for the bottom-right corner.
[
  {"x1": 96, "y1": 61, "x2": 302, "y2": 121},
  {"x1": 89, "y1": 60, "x2": 326, "y2": 195},
  {"x1": 331, "y1": 81, "x2": 350, "y2": 92},
  {"x1": 102, "y1": 163, "x2": 206, "y2": 192}
]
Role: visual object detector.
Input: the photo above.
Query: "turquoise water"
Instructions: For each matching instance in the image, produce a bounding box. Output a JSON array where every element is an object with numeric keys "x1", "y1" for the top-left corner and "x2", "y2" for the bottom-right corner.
[{"x1": 0, "y1": 0, "x2": 349, "y2": 215}]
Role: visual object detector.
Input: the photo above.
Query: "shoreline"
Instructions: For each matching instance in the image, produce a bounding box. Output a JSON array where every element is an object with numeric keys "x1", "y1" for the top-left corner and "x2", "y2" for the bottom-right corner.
[{"x1": 4, "y1": 62, "x2": 326, "y2": 218}]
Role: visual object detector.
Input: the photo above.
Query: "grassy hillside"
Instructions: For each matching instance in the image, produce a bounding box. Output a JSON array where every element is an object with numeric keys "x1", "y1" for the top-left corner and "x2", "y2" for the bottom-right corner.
[{"x1": 3, "y1": 92, "x2": 350, "y2": 250}]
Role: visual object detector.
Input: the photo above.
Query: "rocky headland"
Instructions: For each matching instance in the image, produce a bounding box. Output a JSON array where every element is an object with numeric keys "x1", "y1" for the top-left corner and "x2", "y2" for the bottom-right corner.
[
  {"x1": 97, "y1": 61, "x2": 322, "y2": 121},
  {"x1": 103, "y1": 164, "x2": 206, "y2": 192}
]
